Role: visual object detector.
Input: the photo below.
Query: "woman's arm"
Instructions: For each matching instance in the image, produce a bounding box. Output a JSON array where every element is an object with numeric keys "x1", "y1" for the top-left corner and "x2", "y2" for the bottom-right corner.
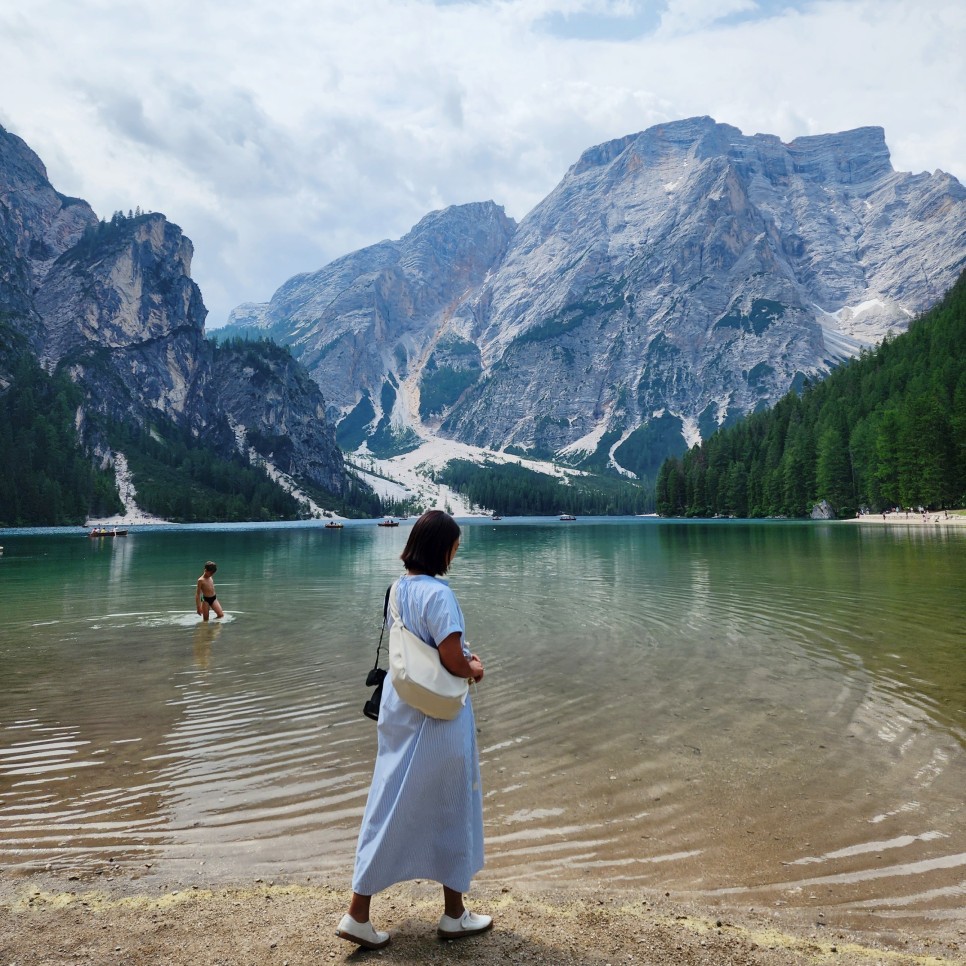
[{"x1": 437, "y1": 633, "x2": 484, "y2": 683}]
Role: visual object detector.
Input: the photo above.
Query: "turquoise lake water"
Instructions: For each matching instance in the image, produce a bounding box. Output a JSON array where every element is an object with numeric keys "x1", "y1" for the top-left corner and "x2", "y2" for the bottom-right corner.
[{"x1": 0, "y1": 517, "x2": 964, "y2": 931}]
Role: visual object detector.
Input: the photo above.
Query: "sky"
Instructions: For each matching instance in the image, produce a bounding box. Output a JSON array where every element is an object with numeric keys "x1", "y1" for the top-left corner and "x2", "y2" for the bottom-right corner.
[{"x1": 1, "y1": 0, "x2": 964, "y2": 327}]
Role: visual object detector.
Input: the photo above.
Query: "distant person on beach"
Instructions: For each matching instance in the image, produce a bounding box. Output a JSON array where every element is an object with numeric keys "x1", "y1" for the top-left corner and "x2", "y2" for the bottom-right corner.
[
  {"x1": 336, "y1": 510, "x2": 491, "y2": 951},
  {"x1": 195, "y1": 561, "x2": 225, "y2": 621}
]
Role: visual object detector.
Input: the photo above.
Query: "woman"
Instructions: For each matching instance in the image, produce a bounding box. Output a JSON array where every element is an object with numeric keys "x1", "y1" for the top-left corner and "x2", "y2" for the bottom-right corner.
[{"x1": 337, "y1": 510, "x2": 491, "y2": 950}]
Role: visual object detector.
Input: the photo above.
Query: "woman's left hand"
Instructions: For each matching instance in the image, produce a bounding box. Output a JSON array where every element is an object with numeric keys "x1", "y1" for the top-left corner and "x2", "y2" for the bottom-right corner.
[
  {"x1": 438, "y1": 634, "x2": 484, "y2": 682},
  {"x1": 468, "y1": 655, "x2": 484, "y2": 683}
]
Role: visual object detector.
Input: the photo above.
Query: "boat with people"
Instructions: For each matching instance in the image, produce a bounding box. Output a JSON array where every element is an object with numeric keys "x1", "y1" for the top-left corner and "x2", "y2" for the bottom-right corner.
[
  {"x1": 324, "y1": 521, "x2": 344, "y2": 529},
  {"x1": 88, "y1": 527, "x2": 128, "y2": 538},
  {"x1": 377, "y1": 518, "x2": 399, "y2": 527},
  {"x1": 559, "y1": 513, "x2": 576, "y2": 521}
]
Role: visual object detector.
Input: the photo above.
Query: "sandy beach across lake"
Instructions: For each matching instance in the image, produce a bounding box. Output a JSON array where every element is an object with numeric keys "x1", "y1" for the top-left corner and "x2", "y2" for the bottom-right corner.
[
  {"x1": 2, "y1": 872, "x2": 962, "y2": 966},
  {"x1": 844, "y1": 510, "x2": 966, "y2": 528}
]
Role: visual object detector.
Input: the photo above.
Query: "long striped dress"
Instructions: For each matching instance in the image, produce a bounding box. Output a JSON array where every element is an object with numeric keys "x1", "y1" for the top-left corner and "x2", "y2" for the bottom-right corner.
[{"x1": 351, "y1": 573, "x2": 484, "y2": 895}]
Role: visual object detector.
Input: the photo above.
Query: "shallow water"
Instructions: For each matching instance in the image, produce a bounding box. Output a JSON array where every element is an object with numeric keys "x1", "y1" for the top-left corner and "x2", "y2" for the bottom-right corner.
[{"x1": 1, "y1": 518, "x2": 964, "y2": 932}]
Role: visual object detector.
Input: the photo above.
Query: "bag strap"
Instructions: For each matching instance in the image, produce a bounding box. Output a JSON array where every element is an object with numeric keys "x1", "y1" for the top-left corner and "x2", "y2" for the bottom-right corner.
[
  {"x1": 387, "y1": 579, "x2": 403, "y2": 626},
  {"x1": 372, "y1": 582, "x2": 392, "y2": 672}
]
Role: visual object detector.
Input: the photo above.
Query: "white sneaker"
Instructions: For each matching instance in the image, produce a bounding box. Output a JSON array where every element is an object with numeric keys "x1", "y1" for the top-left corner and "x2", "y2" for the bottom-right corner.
[
  {"x1": 336, "y1": 912, "x2": 391, "y2": 949},
  {"x1": 437, "y1": 909, "x2": 494, "y2": 939}
]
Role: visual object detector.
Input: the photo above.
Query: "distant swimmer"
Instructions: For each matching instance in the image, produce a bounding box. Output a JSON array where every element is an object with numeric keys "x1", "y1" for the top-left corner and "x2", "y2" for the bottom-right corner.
[{"x1": 195, "y1": 561, "x2": 225, "y2": 622}]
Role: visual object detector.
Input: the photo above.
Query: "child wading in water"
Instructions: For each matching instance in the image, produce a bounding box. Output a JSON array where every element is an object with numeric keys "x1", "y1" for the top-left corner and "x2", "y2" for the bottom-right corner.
[{"x1": 196, "y1": 561, "x2": 225, "y2": 621}]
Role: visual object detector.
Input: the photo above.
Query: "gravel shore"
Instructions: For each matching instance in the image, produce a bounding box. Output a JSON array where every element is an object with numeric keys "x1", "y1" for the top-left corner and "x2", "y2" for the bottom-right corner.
[{"x1": 2, "y1": 874, "x2": 961, "y2": 965}]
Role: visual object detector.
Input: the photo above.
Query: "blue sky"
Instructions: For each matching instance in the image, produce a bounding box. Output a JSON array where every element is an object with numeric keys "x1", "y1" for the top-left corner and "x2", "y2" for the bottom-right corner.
[{"x1": 1, "y1": 0, "x2": 963, "y2": 326}]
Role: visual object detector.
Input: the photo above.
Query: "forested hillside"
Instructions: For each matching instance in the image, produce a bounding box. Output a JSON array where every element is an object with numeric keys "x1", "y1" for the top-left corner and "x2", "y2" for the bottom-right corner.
[
  {"x1": 655, "y1": 269, "x2": 966, "y2": 519},
  {"x1": 0, "y1": 344, "x2": 381, "y2": 527},
  {"x1": 436, "y1": 460, "x2": 653, "y2": 516},
  {"x1": 0, "y1": 355, "x2": 122, "y2": 526}
]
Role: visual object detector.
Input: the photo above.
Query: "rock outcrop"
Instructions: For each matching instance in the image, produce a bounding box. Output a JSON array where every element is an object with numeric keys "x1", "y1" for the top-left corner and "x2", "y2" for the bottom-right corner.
[
  {"x1": 211, "y1": 339, "x2": 346, "y2": 495},
  {"x1": 221, "y1": 201, "x2": 517, "y2": 436}
]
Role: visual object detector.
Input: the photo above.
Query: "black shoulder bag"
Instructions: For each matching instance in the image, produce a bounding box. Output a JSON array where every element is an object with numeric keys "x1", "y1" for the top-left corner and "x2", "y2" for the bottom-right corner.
[{"x1": 363, "y1": 585, "x2": 392, "y2": 721}]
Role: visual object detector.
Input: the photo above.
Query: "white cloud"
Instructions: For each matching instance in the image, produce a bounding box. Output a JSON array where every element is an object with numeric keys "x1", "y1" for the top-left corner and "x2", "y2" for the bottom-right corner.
[
  {"x1": 0, "y1": 0, "x2": 963, "y2": 325},
  {"x1": 656, "y1": 0, "x2": 759, "y2": 36}
]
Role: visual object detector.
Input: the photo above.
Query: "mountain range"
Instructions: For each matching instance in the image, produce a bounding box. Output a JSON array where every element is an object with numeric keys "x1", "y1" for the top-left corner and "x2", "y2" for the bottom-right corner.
[
  {"x1": 221, "y1": 116, "x2": 966, "y2": 481},
  {"x1": 2, "y1": 115, "x2": 964, "y2": 523}
]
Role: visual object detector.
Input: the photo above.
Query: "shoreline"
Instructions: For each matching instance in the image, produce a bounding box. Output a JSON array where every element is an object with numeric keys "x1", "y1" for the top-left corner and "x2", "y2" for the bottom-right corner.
[
  {"x1": 71, "y1": 509, "x2": 966, "y2": 530},
  {"x1": 843, "y1": 510, "x2": 966, "y2": 527},
  {"x1": 2, "y1": 873, "x2": 960, "y2": 966}
]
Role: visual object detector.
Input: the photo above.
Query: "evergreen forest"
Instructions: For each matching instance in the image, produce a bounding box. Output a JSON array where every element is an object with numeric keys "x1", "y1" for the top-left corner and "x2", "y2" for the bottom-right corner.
[
  {"x1": 435, "y1": 459, "x2": 654, "y2": 516},
  {"x1": 0, "y1": 351, "x2": 380, "y2": 526},
  {"x1": 110, "y1": 418, "x2": 382, "y2": 523},
  {"x1": 655, "y1": 269, "x2": 966, "y2": 518},
  {"x1": 0, "y1": 355, "x2": 122, "y2": 526}
]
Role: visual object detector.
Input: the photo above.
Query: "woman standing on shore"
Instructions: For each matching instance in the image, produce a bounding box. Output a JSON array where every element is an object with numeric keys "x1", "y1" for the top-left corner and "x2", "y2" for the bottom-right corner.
[{"x1": 336, "y1": 510, "x2": 492, "y2": 950}]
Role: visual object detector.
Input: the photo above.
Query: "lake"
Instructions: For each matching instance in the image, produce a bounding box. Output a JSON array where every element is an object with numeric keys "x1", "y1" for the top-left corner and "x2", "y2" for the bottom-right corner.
[{"x1": 1, "y1": 517, "x2": 964, "y2": 934}]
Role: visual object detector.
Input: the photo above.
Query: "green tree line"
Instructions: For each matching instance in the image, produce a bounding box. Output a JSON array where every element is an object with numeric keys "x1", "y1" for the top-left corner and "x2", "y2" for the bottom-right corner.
[
  {"x1": 112, "y1": 420, "x2": 304, "y2": 523},
  {"x1": 0, "y1": 355, "x2": 122, "y2": 526},
  {"x1": 435, "y1": 459, "x2": 653, "y2": 516},
  {"x1": 656, "y1": 269, "x2": 966, "y2": 518},
  {"x1": 0, "y1": 349, "x2": 381, "y2": 526}
]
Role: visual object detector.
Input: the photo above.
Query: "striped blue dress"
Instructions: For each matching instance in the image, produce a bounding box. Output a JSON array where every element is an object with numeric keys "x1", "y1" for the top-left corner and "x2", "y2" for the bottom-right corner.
[{"x1": 351, "y1": 574, "x2": 484, "y2": 895}]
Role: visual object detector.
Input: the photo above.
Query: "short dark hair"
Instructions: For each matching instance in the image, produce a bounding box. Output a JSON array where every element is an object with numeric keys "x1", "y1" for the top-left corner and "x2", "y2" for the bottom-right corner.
[
  {"x1": 400, "y1": 510, "x2": 461, "y2": 576},
  {"x1": 204, "y1": 561, "x2": 217, "y2": 573}
]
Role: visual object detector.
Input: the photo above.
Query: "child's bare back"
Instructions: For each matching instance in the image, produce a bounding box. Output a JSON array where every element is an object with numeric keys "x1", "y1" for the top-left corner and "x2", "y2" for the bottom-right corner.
[{"x1": 195, "y1": 561, "x2": 225, "y2": 621}]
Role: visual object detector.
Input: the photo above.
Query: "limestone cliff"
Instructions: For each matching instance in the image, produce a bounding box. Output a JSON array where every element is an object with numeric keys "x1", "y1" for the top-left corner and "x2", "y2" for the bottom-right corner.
[
  {"x1": 222, "y1": 201, "x2": 516, "y2": 442},
  {"x1": 443, "y1": 119, "x2": 966, "y2": 473}
]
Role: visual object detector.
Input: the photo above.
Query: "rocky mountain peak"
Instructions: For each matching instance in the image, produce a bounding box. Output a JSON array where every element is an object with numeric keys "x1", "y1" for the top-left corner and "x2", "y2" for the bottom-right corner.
[
  {"x1": 785, "y1": 125, "x2": 892, "y2": 187},
  {"x1": 0, "y1": 125, "x2": 98, "y2": 311},
  {"x1": 219, "y1": 200, "x2": 517, "y2": 433},
  {"x1": 33, "y1": 210, "x2": 206, "y2": 369},
  {"x1": 225, "y1": 116, "x2": 966, "y2": 478}
]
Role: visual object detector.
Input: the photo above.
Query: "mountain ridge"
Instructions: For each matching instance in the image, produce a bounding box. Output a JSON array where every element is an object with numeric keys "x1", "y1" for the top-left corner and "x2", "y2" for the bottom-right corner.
[{"x1": 223, "y1": 116, "x2": 966, "y2": 480}]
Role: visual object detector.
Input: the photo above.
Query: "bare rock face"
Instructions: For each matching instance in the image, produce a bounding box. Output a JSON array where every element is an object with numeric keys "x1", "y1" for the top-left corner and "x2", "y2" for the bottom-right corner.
[
  {"x1": 222, "y1": 201, "x2": 517, "y2": 427},
  {"x1": 36, "y1": 215, "x2": 204, "y2": 361},
  {"x1": 211, "y1": 340, "x2": 346, "y2": 494},
  {"x1": 443, "y1": 118, "x2": 966, "y2": 472},
  {"x1": 0, "y1": 124, "x2": 98, "y2": 366},
  {"x1": 811, "y1": 500, "x2": 835, "y2": 520},
  {"x1": 227, "y1": 117, "x2": 966, "y2": 477},
  {"x1": 0, "y1": 126, "x2": 97, "y2": 288},
  {"x1": 13, "y1": 207, "x2": 224, "y2": 461}
]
